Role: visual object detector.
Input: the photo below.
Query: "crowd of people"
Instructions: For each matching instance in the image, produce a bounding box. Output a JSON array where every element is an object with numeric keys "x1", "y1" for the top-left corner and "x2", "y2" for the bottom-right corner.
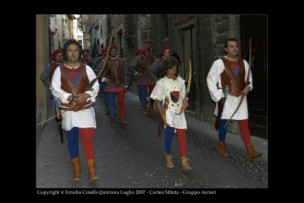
[{"x1": 40, "y1": 37, "x2": 262, "y2": 181}]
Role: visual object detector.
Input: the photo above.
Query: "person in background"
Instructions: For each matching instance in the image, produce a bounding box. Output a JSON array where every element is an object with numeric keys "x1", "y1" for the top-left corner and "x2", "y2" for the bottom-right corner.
[
  {"x1": 92, "y1": 47, "x2": 111, "y2": 113},
  {"x1": 149, "y1": 45, "x2": 170, "y2": 81},
  {"x1": 92, "y1": 47, "x2": 108, "y2": 74},
  {"x1": 101, "y1": 45, "x2": 128, "y2": 128},
  {"x1": 40, "y1": 48, "x2": 64, "y2": 121},
  {"x1": 129, "y1": 48, "x2": 143, "y2": 106},
  {"x1": 130, "y1": 47, "x2": 157, "y2": 115},
  {"x1": 40, "y1": 48, "x2": 64, "y2": 90},
  {"x1": 80, "y1": 48, "x2": 93, "y2": 67}
]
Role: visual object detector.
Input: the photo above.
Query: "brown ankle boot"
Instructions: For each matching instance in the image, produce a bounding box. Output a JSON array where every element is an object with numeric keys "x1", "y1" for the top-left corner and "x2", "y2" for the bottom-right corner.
[
  {"x1": 143, "y1": 107, "x2": 150, "y2": 115},
  {"x1": 110, "y1": 118, "x2": 116, "y2": 128},
  {"x1": 181, "y1": 156, "x2": 192, "y2": 173},
  {"x1": 121, "y1": 118, "x2": 128, "y2": 126},
  {"x1": 71, "y1": 157, "x2": 81, "y2": 180},
  {"x1": 219, "y1": 141, "x2": 228, "y2": 157},
  {"x1": 245, "y1": 144, "x2": 262, "y2": 160},
  {"x1": 121, "y1": 118, "x2": 128, "y2": 129},
  {"x1": 86, "y1": 159, "x2": 99, "y2": 181},
  {"x1": 165, "y1": 154, "x2": 174, "y2": 168}
]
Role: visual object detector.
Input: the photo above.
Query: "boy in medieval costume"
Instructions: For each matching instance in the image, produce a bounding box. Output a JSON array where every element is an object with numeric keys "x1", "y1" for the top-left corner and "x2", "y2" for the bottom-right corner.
[{"x1": 151, "y1": 56, "x2": 192, "y2": 173}]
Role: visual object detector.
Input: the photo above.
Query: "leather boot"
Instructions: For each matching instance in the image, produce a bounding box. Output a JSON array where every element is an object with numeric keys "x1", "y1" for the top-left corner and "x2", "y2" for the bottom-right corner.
[
  {"x1": 245, "y1": 144, "x2": 262, "y2": 160},
  {"x1": 143, "y1": 107, "x2": 150, "y2": 115},
  {"x1": 86, "y1": 159, "x2": 99, "y2": 181},
  {"x1": 110, "y1": 118, "x2": 116, "y2": 128},
  {"x1": 121, "y1": 118, "x2": 128, "y2": 126},
  {"x1": 181, "y1": 156, "x2": 192, "y2": 173},
  {"x1": 219, "y1": 141, "x2": 228, "y2": 157},
  {"x1": 165, "y1": 154, "x2": 174, "y2": 168},
  {"x1": 71, "y1": 157, "x2": 81, "y2": 180}
]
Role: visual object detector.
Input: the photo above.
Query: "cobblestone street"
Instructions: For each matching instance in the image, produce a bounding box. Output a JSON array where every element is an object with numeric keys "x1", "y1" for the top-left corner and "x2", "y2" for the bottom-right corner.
[{"x1": 36, "y1": 91, "x2": 268, "y2": 188}]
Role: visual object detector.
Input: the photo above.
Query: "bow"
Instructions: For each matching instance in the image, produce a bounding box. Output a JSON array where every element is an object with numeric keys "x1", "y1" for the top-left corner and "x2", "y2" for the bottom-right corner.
[
  {"x1": 36, "y1": 106, "x2": 71, "y2": 126},
  {"x1": 224, "y1": 38, "x2": 252, "y2": 128},
  {"x1": 87, "y1": 27, "x2": 114, "y2": 90},
  {"x1": 175, "y1": 59, "x2": 192, "y2": 115},
  {"x1": 37, "y1": 28, "x2": 115, "y2": 127},
  {"x1": 37, "y1": 104, "x2": 71, "y2": 144}
]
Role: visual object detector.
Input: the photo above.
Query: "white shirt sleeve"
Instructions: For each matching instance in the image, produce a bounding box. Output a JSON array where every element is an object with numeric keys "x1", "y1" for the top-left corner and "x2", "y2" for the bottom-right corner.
[
  {"x1": 150, "y1": 79, "x2": 164, "y2": 101},
  {"x1": 244, "y1": 60, "x2": 254, "y2": 91},
  {"x1": 51, "y1": 67, "x2": 71, "y2": 103},
  {"x1": 206, "y1": 60, "x2": 225, "y2": 103}
]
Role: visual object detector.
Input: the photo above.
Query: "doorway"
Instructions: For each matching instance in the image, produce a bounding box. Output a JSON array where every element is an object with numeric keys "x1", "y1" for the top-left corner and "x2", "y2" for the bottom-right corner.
[{"x1": 240, "y1": 15, "x2": 267, "y2": 139}]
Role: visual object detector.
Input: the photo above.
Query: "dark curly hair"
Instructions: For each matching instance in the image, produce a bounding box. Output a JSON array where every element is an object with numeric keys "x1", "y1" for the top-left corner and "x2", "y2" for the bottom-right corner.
[
  {"x1": 224, "y1": 37, "x2": 238, "y2": 48},
  {"x1": 159, "y1": 56, "x2": 180, "y2": 78},
  {"x1": 62, "y1": 39, "x2": 83, "y2": 61}
]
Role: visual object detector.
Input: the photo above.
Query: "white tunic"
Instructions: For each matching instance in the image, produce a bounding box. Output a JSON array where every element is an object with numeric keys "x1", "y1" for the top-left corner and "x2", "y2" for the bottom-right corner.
[
  {"x1": 51, "y1": 64, "x2": 99, "y2": 131},
  {"x1": 206, "y1": 57, "x2": 253, "y2": 120},
  {"x1": 151, "y1": 76, "x2": 187, "y2": 129}
]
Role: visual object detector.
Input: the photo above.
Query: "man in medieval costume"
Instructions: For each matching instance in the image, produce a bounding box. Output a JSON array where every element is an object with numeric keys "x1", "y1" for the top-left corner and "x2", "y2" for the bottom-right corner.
[
  {"x1": 80, "y1": 48, "x2": 94, "y2": 67},
  {"x1": 40, "y1": 48, "x2": 64, "y2": 90},
  {"x1": 101, "y1": 45, "x2": 128, "y2": 128},
  {"x1": 40, "y1": 48, "x2": 64, "y2": 134},
  {"x1": 149, "y1": 44, "x2": 171, "y2": 81},
  {"x1": 129, "y1": 47, "x2": 157, "y2": 115},
  {"x1": 51, "y1": 39, "x2": 100, "y2": 181},
  {"x1": 206, "y1": 38, "x2": 262, "y2": 160},
  {"x1": 92, "y1": 47, "x2": 110, "y2": 113}
]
